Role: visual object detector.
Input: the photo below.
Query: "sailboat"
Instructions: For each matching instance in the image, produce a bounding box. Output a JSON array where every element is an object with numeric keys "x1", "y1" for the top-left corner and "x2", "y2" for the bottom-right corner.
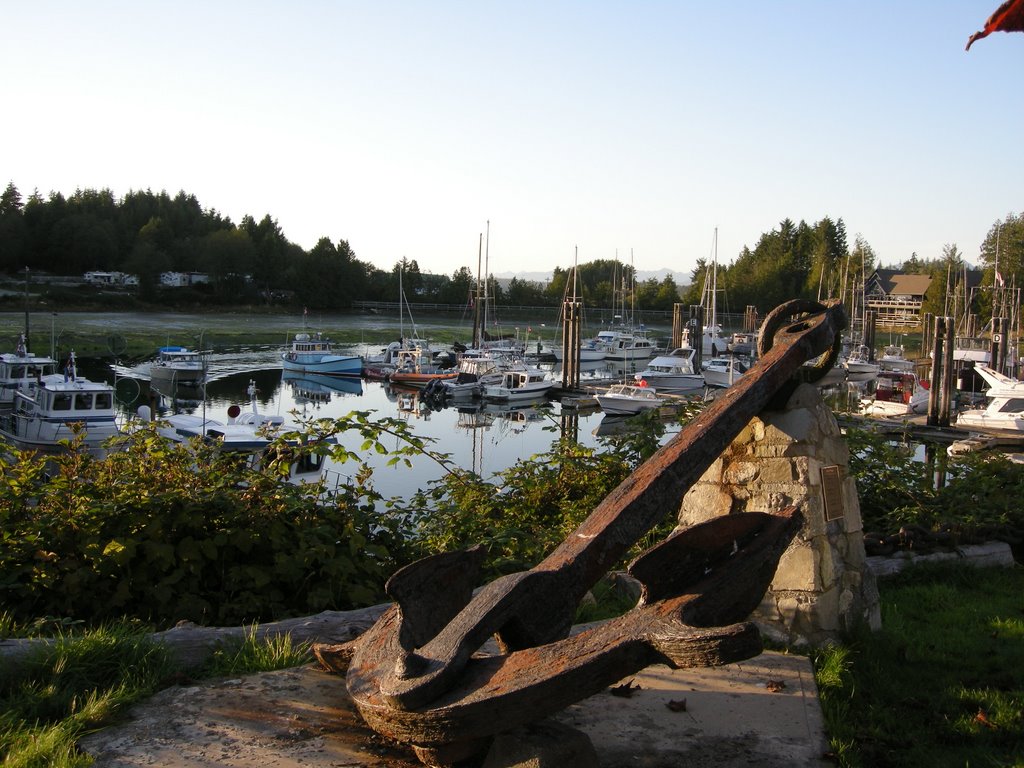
[
  {"x1": 698, "y1": 229, "x2": 727, "y2": 358},
  {"x1": 363, "y1": 264, "x2": 437, "y2": 378},
  {"x1": 593, "y1": 252, "x2": 656, "y2": 364}
]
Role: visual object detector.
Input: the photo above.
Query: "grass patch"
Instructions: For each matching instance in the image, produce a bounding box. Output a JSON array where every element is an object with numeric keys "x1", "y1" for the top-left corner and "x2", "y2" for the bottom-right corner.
[
  {"x1": 197, "y1": 627, "x2": 311, "y2": 678},
  {"x1": 0, "y1": 623, "x2": 311, "y2": 767},
  {"x1": 815, "y1": 563, "x2": 1024, "y2": 767},
  {"x1": 0, "y1": 622, "x2": 175, "y2": 768}
]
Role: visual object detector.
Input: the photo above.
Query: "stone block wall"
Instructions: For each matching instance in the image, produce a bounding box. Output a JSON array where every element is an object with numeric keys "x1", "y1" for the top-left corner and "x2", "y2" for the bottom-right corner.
[{"x1": 677, "y1": 384, "x2": 881, "y2": 647}]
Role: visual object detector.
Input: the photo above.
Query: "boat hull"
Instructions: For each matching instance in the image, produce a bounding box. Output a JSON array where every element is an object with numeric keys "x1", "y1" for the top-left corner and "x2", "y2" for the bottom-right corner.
[{"x1": 281, "y1": 355, "x2": 363, "y2": 376}]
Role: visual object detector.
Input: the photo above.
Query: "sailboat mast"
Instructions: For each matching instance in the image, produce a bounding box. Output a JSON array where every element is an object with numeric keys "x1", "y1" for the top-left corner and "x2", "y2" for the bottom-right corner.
[{"x1": 473, "y1": 233, "x2": 483, "y2": 348}]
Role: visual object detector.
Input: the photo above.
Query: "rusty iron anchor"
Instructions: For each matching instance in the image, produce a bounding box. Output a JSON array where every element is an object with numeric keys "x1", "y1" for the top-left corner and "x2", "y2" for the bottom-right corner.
[{"x1": 346, "y1": 298, "x2": 848, "y2": 762}]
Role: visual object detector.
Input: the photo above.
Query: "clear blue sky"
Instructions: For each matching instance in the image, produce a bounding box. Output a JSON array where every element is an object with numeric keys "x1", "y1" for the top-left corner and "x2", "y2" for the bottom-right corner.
[{"x1": 5, "y1": 2, "x2": 1021, "y2": 281}]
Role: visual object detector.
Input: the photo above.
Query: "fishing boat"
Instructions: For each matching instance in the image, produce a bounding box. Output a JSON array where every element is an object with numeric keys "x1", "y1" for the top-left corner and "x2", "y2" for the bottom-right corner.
[
  {"x1": 139, "y1": 381, "x2": 331, "y2": 484},
  {"x1": 859, "y1": 370, "x2": 930, "y2": 417},
  {"x1": 843, "y1": 345, "x2": 880, "y2": 379},
  {"x1": 481, "y1": 365, "x2": 553, "y2": 402},
  {"x1": 593, "y1": 327, "x2": 657, "y2": 363},
  {"x1": 702, "y1": 357, "x2": 749, "y2": 389},
  {"x1": 595, "y1": 382, "x2": 666, "y2": 415},
  {"x1": 387, "y1": 347, "x2": 457, "y2": 389},
  {"x1": 0, "y1": 335, "x2": 57, "y2": 409},
  {"x1": 150, "y1": 345, "x2": 207, "y2": 386},
  {"x1": 955, "y1": 365, "x2": 1024, "y2": 434},
  {"x1": 282, "y1": 331, "x2": 361, "y2": 377},
  {"x1": 435, "y1": 355, "x2": 505, "y2": 399},
  {"x1": 0, "y1": 352, "x2": 118, "y2": 455},
  {"x1": 878, "y1": 343, "x2": 914, "y2": 372},
  {"x1": 634, "y1": 347, "x2": 705, "y2": 393}
]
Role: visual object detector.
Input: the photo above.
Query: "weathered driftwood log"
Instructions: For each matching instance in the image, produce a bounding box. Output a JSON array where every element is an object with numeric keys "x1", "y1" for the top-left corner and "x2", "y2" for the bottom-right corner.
[{"x1": 0, "y1": 604, "x2": 389, "y2": 669}]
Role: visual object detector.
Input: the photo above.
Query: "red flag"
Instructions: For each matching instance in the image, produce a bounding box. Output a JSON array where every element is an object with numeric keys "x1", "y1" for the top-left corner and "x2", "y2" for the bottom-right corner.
[{"x1": 967, "y1": 0, "x2": 1024, "y2": 50}]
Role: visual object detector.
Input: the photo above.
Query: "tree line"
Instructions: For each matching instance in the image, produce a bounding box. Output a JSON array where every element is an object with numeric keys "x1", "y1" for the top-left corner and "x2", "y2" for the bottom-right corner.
[{"x1": 1, "y1": 182, "x2": 1019, "y2": 322}]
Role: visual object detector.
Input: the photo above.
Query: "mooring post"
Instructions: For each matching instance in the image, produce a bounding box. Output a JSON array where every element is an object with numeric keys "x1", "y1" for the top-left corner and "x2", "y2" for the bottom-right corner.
[
  {"x1": 939, "y1": 315, "x2": 955, "y2": 427},
  {"x1": 561, "y1": 298, "x2": 582, "y2": 390},
  {"x1": 671, "y1": 303, "x2": 685, "y2": 350},
  {"x1": 927, "y1": 315, "x2": 945, "y2": 427},
  {"x1": 690, "y1": 304, "x2": 704, "y2": 368}
]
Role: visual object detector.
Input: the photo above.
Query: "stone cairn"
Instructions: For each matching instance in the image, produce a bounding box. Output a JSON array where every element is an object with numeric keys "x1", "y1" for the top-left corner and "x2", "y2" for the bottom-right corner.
[{"x1": 677, "y1": 383, "x2": 882, "y2": 646}]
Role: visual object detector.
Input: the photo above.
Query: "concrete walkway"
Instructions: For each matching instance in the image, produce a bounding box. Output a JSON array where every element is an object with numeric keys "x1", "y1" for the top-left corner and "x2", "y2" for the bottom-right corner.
[{"x1": 79, "y1": 651, "x2": 829, "y2": 767}]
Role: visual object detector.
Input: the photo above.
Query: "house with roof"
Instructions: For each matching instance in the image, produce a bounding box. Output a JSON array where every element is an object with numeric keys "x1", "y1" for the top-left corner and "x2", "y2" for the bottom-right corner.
[{"x1": 863, "y1": 269, "x2": 933, "y2": 328}]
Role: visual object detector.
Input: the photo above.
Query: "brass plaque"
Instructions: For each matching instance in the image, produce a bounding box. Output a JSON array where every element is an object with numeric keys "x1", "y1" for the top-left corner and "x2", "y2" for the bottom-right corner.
[{"x1": 820, "y1": 465, "x2": 845, "y2": 521}]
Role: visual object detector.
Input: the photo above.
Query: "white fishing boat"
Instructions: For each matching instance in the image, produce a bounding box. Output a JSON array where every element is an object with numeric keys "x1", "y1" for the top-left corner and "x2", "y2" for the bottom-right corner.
[
  {"x1": 595, "y1": 382, "x2": 665, "y2": 415},
  {"x1": 481, "y1": 366, "x2": 553, "y2": 402},
  {"x1": 150, "y1": 345, "x2": 207, "y2": 386},
  {"x1": 0, "y1": 335, "x2": 57, "y2": 409},
  {"x1": 593, "y1": 327, "x2": 657, "y2": 363},
  {"x1": 0, "y1": 352, "x2": 118, "y2": 454},
  {"x1": 437, "y1": 355, "x2": 505, "y2": 399},
  {"x1": 634, "y1": 347, "x2": 705, "y2": 393},
  {"x1": 552, "y1": 338, "x2": 607, "y2": 364},
  {"x1": 859, "y1": 370, "x2": 930, "y2": 417},
  {"x1": 955, "y1": 365, "x2": 1024, "y2": 434},
  {"x1": 702, "y1": 357, "x2": 748, "y2": 389},
  {"x1": 843, "y1": 345, "x2": 880, "y2": 378},
  {"x1": 878, "y1": 344, "x2": 915, "y2": 372},
  {"x1": 146, "y1": 380, "x2": 286, "y2": 451},
  {"x1": 282, "y1": 331, "x2": 361, "y2": 377},
  {"x1": 139, "y1": 381, "x2": 333, "y2": 484}
]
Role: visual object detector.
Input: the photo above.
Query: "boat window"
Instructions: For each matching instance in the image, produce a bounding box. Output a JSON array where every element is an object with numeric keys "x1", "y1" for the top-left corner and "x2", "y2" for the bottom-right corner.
[
  {"x1": 997, "y1": 399, "x2": 1024, "y2": 413},
  {"x1": 12, "y1": 366, "x2": 26, "y2": 378},
  {"x1": 75, "y1": 393, "x2": 93, "y2": 410},
  {"x1": 53, "y1": 393, "x2": 72, "y2": 411},
  {"x1": 95, "y1": 392, "x2": 112, "y2": 409}
]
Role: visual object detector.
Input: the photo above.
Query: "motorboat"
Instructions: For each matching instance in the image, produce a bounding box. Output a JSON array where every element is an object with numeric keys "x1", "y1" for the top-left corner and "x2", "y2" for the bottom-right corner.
[
  {"x1": 363, "y1": 337, "x2": 437, "y2": 379},
  {"x1": 551, "y1": 338, "x2": 606, "y2": 364},
  {"x1": 0, "y1": 335, "x2": 57, "y2": 410},
  {"x1": 595, "y1": 382, "x2": 665, "y2": 415},
  {"x1": 859, "y1": 370, "x2": 930, "y2": 417},
  {"x1": 481, "y1": 365, "x2": 553, "y2": 402},
  {"x1": 282, "y1": 331, "x2": 361, "y2": 377},
  {"x1": 702, "y1": 357, "x2": 748, "y2": 389},
  {"x1": 592, "y1": 328, "x2": 656, "y2": 363},
  {"x1": 634, "y1": 347, "x2": 704, "y2": 394},
  {"x1": 843, "y1": 345, "x2": 880, "y2": 379},
  {"x1": 955, "y1": 365, "x2": 1024, "y2": 433},
  {"x1": 139, "y1": 381, "x2": 331, "y2": 484},
  {"x1": 147, "y1": 380, "x2": 286, "y2": 451},
  {"x1": 0, "y1": 352, "x2": 118, "y2": 455},
  {"x1": 878, "y1": 344, "x2": 915, "y2": 372},
  {"x1": 387, "y1": 346, "x2": 457, "y2": 389},
  {"x1": 150, "y1": 345, "x2": 207, "y2": 386},
  {"x1": 436, "y1": 355, "x2": 505, "y2": 399}
]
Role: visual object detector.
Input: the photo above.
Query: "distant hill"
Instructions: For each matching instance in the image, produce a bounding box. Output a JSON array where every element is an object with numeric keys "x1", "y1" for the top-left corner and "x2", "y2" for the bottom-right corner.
[{"x1": 492, "y1": 268, "x2": 681, "y2": 284}]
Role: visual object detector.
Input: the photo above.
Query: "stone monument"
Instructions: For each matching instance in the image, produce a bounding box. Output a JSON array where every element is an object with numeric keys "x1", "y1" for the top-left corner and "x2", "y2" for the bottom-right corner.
[{"x1": 677, "y1": 383, "x2": 882, "y2": 646}]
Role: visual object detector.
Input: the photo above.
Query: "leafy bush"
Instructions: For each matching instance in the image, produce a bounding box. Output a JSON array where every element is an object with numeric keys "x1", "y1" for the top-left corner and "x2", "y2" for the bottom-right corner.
[
  {"x1": 846, "y1": 427, "x2": 1024, "y2": 550},
  {"x1": 402, "y1": 407, "x2": 685, "y2": 579},
  {"x1": 0, "y1": 414, "x2": 433, "y2": 628}
]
